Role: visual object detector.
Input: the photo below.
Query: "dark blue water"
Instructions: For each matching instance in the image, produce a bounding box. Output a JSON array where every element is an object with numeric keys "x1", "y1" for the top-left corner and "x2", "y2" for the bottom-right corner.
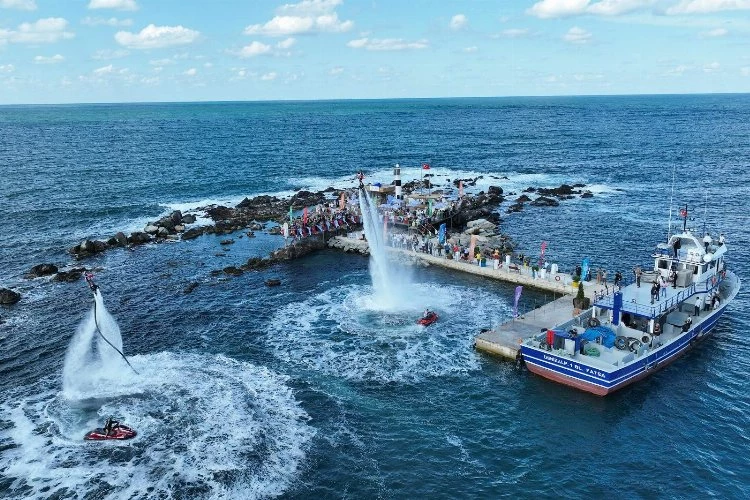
[{"x1": 1, "y1": 96, "x2": 749, "y2": 498}]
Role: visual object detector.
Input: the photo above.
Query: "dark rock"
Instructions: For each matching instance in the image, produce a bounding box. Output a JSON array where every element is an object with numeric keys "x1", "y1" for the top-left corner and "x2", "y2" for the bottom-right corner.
[
  {"x1": 268, "y1": 226, "x2": 281, "y2": 235},
  {"x1": 290, "y1": 190, "x2": 325, "y2": 208},
  {"x1": 323, "y1": 186, "x2": 336, "y2": 192},
  {"x1": 531, "y1": 196, "x2": 560, "y2": 207},
  {"x1": 537, "y1": 184, "x2": 575, "y2": 197},
  {"x1": 265, "y1": 278, "x2": 281, "y2": 287},
  {"x1": 128, "y1": 232, "x2": 152, "y2": 245},
  {"x1": 209, "y1": 270, "x2": 223, "y2": 276},
  {"x1": 271, "y1": 235, "x2": 326, "y2": 260},
  {"x1": 244, "y1": 257, "x2": 273, "y2": 270},
  {"x1": 516, "y1": 195, "x2": 531, "y2": 203},
  {"x1": 506, "y1": 203, "x2": 524, "y2": 213},
  {"x1": 182, "y1": 214, "x2": 197, "y2": 224},
  {"x1": 182, "y1": 227, "x2": 205, "y2": 240},
  {"x1": 170, "y1": 210, "x2": 183, "y2": 224},
  {"x1": 523, "y1": 187, "x2": 536, "y2": 193},
  {"x1": 223, "y1": 266, "x2": 244, "y2": 276},
  {"x1": 54, "y1": 268, "x2": 85, "y2": 282},
  {"x1": 581, "y1": 191, "x2": 594, "y2": 198},
  {"x1": 0, "y1": 288, "x2": 21, "y2": 305},
  {"x1": 488, "y1": 185, "x2": 503, "y2": 196},
  {"x1": 205, "y1": 205, "x2": 233, "y2": 221},
  {"x1": 220, "y1": 239, "x2": 234, "y2": 245},
  {"x1": 184, "y1": 282, "x2": 199, "y2": 294},
  {"x1": 93, "y1": 240, "x2": 108, "y2": 253},
  {"x1": 26, "y1": 263, "x2": 58, "y2": 278},
  {"x1": 572, "y1": 183, "x2": 586, "y2": 188}
]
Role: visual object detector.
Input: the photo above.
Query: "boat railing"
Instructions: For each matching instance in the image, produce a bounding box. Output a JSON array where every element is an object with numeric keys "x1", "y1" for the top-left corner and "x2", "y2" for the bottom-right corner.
[{"x1": 593, "y1": 274, "x2": 724, "y2": 319}]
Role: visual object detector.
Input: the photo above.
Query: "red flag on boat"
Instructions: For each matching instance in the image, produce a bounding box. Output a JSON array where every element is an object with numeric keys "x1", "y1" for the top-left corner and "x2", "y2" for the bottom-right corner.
[
  {"x1": 458, "y1": 180, "x2": 464, "y2": 198},
  {"x1": 422, "y1": 163, "x2": 431, "y2": 170},
  {"x1": 303, "y1": 206, "x2": 309, "y2": 225},
  {"x1": 679, "y1": 208, "x2": 688, "y2": 218},
  {"x1": 541, "y1": 241, "x2": 547, "y2": 257}
]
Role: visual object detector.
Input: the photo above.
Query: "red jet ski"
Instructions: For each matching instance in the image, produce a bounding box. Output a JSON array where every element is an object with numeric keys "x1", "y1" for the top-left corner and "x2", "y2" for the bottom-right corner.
[
  {"x1": 417, "y1": 311, "x2": 439, "y2": 326},
  {"x1": 84, "y1": 421, "x2": 137, "y2": 441}
]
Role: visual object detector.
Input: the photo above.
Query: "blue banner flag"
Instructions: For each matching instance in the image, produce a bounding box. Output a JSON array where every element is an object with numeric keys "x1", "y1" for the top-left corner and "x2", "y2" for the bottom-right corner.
[
  {"x1": 581, "y1": 257, "x2": 590, "y2": 282},
  {"x1": 513, "y1": 285, "x2": 523, "y2": 318},
  {"x1": 438, "y1": 223, "x2": 446, "y2": 244}
]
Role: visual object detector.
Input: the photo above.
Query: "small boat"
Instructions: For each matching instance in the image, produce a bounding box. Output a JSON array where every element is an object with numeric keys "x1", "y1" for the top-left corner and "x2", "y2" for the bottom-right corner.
[
  {"x1": 417, "y1": 312, "x2": 439, "y2": 326},
  {"x1": 84, "y1": 424, "x2": 137, "y2": 441}
]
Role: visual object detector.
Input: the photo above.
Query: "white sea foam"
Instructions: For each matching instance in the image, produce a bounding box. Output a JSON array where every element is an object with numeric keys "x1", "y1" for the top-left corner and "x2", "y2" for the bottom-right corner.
[
  {"x1": 0, "y1": 352, "x2": 314, "y2": 499},
  {"x1": 266, "y1": 282, "x2": 509, "y2": 383}
]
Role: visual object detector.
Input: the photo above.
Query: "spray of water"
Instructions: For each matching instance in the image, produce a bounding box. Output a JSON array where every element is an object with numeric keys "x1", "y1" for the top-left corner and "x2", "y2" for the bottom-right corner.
[
  {"x1": 357, "y1": 189, "x2": 414, "y2": 310},
  {"x1": 62, "y1": 290, "x2": 130, "y2": 399}
]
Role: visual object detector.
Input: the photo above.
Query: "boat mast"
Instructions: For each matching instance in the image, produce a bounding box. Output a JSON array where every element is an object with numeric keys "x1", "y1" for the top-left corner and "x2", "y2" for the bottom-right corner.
[
  {"x1": 703, "y1": 191, "x2": 708, "y2": 236},
  {"x1": 667, "y1": 164, "x2": 676, "y2": 239},
  {"x1": 682, "y1": 203, "x2": 688, "y2": 233}
]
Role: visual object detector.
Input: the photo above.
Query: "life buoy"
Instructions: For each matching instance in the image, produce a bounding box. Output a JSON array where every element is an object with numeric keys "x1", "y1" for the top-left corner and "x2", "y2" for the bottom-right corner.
[
  {"x1": 641, "y1": 333, "x2": 653, "y2": 345},
  {"x1": 588, "y1": 317, "x2": 601, "y2": 327},
  {"x1": 615, "y1": 336, "x2": 628, "y2": 350},
  {"x1": 628, "y1": 338, "x2": 643, "y2": 352},
  {"x1": 555, "y1": 275, "x2": 561, "y2": 282}
]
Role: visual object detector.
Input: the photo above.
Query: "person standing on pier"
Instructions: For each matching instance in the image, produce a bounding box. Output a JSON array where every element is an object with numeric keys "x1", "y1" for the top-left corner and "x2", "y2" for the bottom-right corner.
[{"x1": 634, "y1": 265, "x2": 642, "y2": 287}]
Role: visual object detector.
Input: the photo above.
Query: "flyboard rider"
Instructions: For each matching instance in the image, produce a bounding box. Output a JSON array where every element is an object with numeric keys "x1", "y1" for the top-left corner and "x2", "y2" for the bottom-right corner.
[{"x1": 357, "y1": 171, "x2": 365, "y2": 189}]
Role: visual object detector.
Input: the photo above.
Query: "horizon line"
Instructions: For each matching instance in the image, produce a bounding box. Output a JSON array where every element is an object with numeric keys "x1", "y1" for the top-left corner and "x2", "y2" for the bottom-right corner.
[{"x1": 0, "y1": 91, "x2": 747, "y2": 107}]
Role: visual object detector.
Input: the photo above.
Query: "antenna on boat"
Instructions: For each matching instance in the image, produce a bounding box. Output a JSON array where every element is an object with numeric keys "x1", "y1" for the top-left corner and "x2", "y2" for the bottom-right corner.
[
  {"x1": 667, "y1": 164, "x2": 676, "y2": 239},
  {"x1": 702, "y1": 190, "x2": 708, "y2": 236}
]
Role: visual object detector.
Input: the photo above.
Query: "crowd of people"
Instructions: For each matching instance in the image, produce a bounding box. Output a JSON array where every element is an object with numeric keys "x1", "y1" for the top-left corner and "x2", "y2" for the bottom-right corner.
[{"x1": 286, "y1": 195, "x2": 361, "y2": 239}]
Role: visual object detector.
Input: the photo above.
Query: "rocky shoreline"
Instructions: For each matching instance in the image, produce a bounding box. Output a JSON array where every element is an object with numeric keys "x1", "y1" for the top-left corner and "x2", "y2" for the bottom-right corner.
[{"x1": 3, "y1": 181, "x2": 594, "y2": 305}]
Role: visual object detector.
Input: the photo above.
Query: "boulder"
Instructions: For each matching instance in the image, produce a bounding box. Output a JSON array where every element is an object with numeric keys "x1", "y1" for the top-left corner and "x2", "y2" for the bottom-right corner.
[
  {"x1": 128, "y1": 232, "x2": 152, "y2": 245},
  {"x1": 184, "y1": 282, "x2": 199, "y2": 294},
  {"x1": 93, "y1": 240, "x2": 108, "y2": 253},
  {"x1": 54, "y1": 268, "x2": 85, "y2": 282},
  {"x1": 531, "y1": 196, "x2": 560, "y2": 207},
  {"x1": 157, "y1": 227, "x2": 170, "y2": 237},
  {"x1": 174, "y1": 224, "x2": 185, "y2": 232},
  {"x1": 205, "y1": 205, "x2": 233, "y2": 221},
  {"x1": 271, "y1": 234, "x2": 327, "y2": 260},
  {"x1": 144, "y1": 225, "x2": 159, "y2": 234},
  {"x1": 223, "y1": 266, "x2": 244, "y2": 276},
  {"x1": 516, "y1": 195, "x2": 531, "y2": 203},
  {"x1": 26, "y1": 263, "x2": 58, "y2": 278},
  {"x1": 114, "y1": 232, "x2": 128, "y2": 247},
  {"x1": 182, "y1": 227, "x2": 205, "y2": 240},
  {"x1": 244, "y1": 257, "x2": 273, "y2": 270},
  {"x1": 170, "y1": 210, "x2": 183, "y2": 224},
  {"x1": 220, "y1": 239, "x2": 234, "y2": 245},
  {"x1": 581, "y1": 191, "x2": 594, "y2": 198},
  {"x1": 488, "y1": 185, "x2": 503, "y2": 196},
  {"x1": 0, "y1": 288, "x2": 21, "y2": 305},
  {"x1": 268, "y1": 226, "x2": 281, "y2": 235},
  {"x1": 506, "y1": 203, "x2": 524, "y2": 213},
  {"x1": 182, "y1": 214, "x2": 197, "y2": 224}
]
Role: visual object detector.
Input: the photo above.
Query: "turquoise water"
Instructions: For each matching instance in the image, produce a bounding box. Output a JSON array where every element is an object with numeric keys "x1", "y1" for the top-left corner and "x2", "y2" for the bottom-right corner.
[{"x1": 1, "y1": 95, "x2": 748, "y2": 498}]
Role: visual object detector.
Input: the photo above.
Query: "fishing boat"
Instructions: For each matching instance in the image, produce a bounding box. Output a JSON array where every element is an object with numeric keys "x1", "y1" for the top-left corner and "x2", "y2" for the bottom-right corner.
[{"x1": 520, "y1": 215, "x2": 740, "y2": 396}]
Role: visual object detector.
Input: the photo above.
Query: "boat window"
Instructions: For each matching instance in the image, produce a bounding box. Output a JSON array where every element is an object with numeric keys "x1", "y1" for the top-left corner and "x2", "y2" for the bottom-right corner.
[
  {"x1": 687, "y1": 264, "x2": 698, "y2": 275},
  {"x1": 709, "y1": 260, "x2": 716, "y2": 269},
  {"x1": 701, "y1": 264, "x2": 707, "y2": 274},
  {"x1": 657, "y1": 259, "x2": 669, "y2": 270}
]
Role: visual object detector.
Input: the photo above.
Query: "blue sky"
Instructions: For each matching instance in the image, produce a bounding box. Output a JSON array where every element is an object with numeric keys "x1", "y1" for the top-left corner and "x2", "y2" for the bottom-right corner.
[{"x1": 0, "y1": 0, "x2": 748, "y2": 103}]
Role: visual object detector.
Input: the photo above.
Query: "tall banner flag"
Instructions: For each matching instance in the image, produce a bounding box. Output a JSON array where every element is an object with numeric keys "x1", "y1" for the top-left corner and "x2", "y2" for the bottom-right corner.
[
  {"x1": 282, "y1": 222, "x2": 289, "y2": 238},
  {"x1": 581, "y1": 257, "x2": 590, "y2": 282},
  {"x1": 383, "y1": 216, "x2": 388, "y2": 241},
  {"x1": 289, "y1": 206, "x2": 293, "y2": 222},
  {"x1": 513, "y1": 285, "x2": 523, "y2": 318},
  {"x1": 339, "y1": 192, "x2": 346, "y2": 210},
  {"x1": 303, "y1": 206, "x2": 309, "y2": 225},
  {"x1": 459, "y1": 180, "x2": 464, "y2": 198},
  {"x1": 427, "y1": 198, "x2": 433, "y2": 216},
  {"x1": 438, "y1": 223, "x2": 446, "y2": 244},
  {"x1": 469, "y1": 234, "x2": 478, "y2": 260},
  {"x1": 539, "y1": 241, "x2": 548, "y2": 266}
]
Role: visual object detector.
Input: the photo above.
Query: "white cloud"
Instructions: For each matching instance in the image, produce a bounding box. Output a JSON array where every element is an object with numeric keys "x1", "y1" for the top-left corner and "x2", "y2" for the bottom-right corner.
[
  {"x1": 203, "y1": 62, "x2": 213, "y2": 68},
  {"x1": 527, "y1": 0, "x2": 653, "y2": 18},
  {"x1": 184, "y1": 67, "x2": 197, "y2": 76},
  {"x1": 149, "y1": 58, "x2": 174, "y2": 66},
  {"x1": 244, "y1": 0, "x2": 353, "y2": 36},
  {"x1": 88, "y1": 0, "x2": 138, "y2": 11},
  {"x1": 1, "y1": 0, "x2": 37, "y2": 10},
  {"x1": 563, "y1": 26, "x2": 592, "y2": 43},
  {"x1": 463, "y1": 46, "x2": 478, "y2": 52},
  {"x1": 0, "y1": 63, "x2": 14, "y2": 72},
  {"x1": 276, "y1": 37, "x2": 296, "y2": 49},
  {"x1": 450, "y1": 14, "x2": 468, "y2": 31},
  {"x1": 92, "y1": 48, "x2": 129, "y2": 59},
  {"x1": 82, "y1": 16, "x2": 133, "y2": 27},
  {"x1": 701, "y1": 27, "x2": 728, "y2": 36},
  {"x1": 238, "y1": 40, "x2": 272, "y2": 57},
  {"x1": 0, "y1": 18, "x2": 75, "y2": 44},
  {"x1": 115, "y1": 24, "x2": 200, "y2": 49},
  {"x1": 329, "y1": 66, "x2": 344, "y2": 75},
  {"x1": 528, "y1": 0, "x2": 590, "y2": 18},
  {"x1": 703, "y1": 61, "x2": 720, "y2": 72},
  {"x1": 664, "y1": 64, "x2": 691, "y2": 76},
  {"x1": 666, "y1": 0, "x2": 750, "y2": 15},
  {"x1": 33, "y1": 54, "x2": 64, "y2": 64},
  {"x1": 347, "y1": 37, "x2": 429, "y2": 51},
  {"x1": 261, "y1": 71, "x2": 277, "y2": 81},
  {"x1": 498, "y1": 28, "x2": 531, "y2": 38},
  {"x1": 93, "y1": 64, "x2": 114, "y2": 74}
]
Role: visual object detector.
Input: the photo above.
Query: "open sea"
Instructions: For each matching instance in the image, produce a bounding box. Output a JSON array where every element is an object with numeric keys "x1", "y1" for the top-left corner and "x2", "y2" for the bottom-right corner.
[{"x1": 1, "y1": 95, "x2": 749, "y2": 499}]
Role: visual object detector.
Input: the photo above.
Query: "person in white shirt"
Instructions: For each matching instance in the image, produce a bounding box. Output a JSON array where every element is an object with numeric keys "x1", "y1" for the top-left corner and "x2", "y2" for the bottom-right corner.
[
  {"x1": 703, "y1": 233, "x2": 712, "y2": 252},
  {"x1": 719, "y1": 233, "x2": 725, "y2": 246},
  {"x1": 694, "y1": 295, "x2": 702, "y2": 316}
]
